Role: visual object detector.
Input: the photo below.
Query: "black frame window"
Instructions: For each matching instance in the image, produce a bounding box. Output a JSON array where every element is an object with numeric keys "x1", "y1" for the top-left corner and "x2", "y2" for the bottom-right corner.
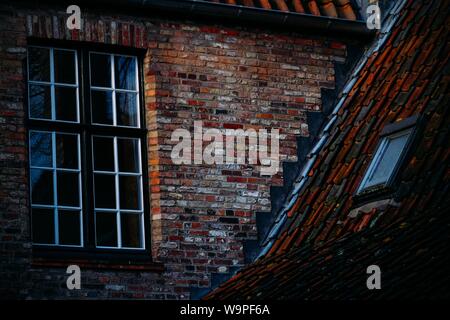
[{"x1": 27, "y1": 40, "x2": 150, "y2": 254}]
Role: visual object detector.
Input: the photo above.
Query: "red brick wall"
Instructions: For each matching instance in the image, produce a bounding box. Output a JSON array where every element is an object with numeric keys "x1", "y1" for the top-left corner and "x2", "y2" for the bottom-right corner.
[
  {"x1": 0, "y1": 2, "x2": 346, "y2": 298},
  {"x1": 0, "y1": 3, "x2": 32, "y2": 298}
]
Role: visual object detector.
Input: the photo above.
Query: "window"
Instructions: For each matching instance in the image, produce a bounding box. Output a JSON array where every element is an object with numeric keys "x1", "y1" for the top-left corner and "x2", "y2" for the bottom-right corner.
[
  {"x1": 27, "y1": 43, "x2": 148, "y2": 252},
  {"x1": 30, "y1": 131, "x2": 82, "y2": 246},
  {"x1": 89, "y1": 52, "x2": 140, "y2": 127},
  {"x1": 357, "y1": 117, "x2": 417, "y2": 194},
  {"x1": 28, "y1": 47, "x2": 79, "y2": 122},
  {"x1": 92, "y1": 136, "x2": 144, "y2": 248}
]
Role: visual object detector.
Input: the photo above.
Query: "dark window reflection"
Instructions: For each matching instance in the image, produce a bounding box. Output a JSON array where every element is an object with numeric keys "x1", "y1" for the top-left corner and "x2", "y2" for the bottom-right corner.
[
  {"x1": 31, "y1": 169, "x2": 54, "y2": 205},
  {"x1": 59, "y1": 210, "x2": 81, "y2": 245},
  {"x1": 119, "y1": 175, "x2": 140, "y2": 210},
  {"x1": 55, "y1": 86, "x2": 77, "y2": 122},
  {"x1": 115, "y1": 56, "x2": 136, "y2": 90},
  {"x1": 54, "y1": 50, "x2": 76, "y2": 84},
  {"x1": 91, "y1": 90, "x2": 113, "y2": 125},
  {"x1": 56, "y1": 133, "x2": 78, "y2": 169},
  {"x1": 28, "y1": 47, "x2": 50, "y2": 82},
  {"x1": 90, "y1": 53, "x2": 111, "y2": 87},
  {"x1": 116, "y1": 92, "x2": 138, "y2": 127},
  {"x1": 32, "y1": 208, "x2": 55, "y2": 244},
  {"x1": 96, "y1": 212, "x2": 117, "y2": 247},
  {"x1": 30, "y1": 131, "x2": 52, "y2": 168},
  {"x1": 93, "y1": 136, "x2": 114, "y2": 171},
  {"x1": 57, "y1": 172, "x2": 79, "y2": 207},
  {"x1": 121, "y1": 213, "x2": 141, "y2": 248},
  {"x1": 94, "y1": 174, "x2": 116, "y2": 209},
  {"x1": 118, "y1": 138, "x2": 139, "y2": 173},
  {"x1": 29, "y1": 84, "x2": 51, "y2": 119}
]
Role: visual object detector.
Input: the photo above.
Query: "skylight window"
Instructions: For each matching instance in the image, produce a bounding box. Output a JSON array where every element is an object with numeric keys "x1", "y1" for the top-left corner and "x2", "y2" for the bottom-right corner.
[{"x1": 358, "y1": 128, "x2": 413, "y2": 193}]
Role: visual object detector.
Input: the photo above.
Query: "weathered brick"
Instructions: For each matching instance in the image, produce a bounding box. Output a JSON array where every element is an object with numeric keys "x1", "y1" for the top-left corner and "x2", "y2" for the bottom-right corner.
[{"x1": 0, "y1": 0, "x2": 347, "y2": 300}]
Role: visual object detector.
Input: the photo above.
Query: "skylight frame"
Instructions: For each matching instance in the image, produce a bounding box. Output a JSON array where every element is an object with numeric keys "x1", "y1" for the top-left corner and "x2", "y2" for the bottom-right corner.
[{"x1": 357, "y1": 128, "x2": 414, "y2": 194}]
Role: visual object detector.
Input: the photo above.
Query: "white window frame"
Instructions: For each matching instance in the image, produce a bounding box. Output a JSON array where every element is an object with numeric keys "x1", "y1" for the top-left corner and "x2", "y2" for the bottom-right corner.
[
  {"x1": 27, "y1": 46, "x2": 80, "y2": 123},
  {"x1": 28, "y1": 44, "x2": 148, "y2": 253},
  {"x1": 29, "y1": 130, "x2": 83, "y2": 247},
  {"x1": 88, "y1": 52, "x2": 140, "y2": 128},
  {"x1": 92, "y1": 135, "x2": 145, "y2": 250}
]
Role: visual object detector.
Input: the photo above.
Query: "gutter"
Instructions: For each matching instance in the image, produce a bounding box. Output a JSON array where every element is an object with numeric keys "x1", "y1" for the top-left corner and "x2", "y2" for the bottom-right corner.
[{"x1": 37, "y1": 0, "x2": 375, "y2": 39}]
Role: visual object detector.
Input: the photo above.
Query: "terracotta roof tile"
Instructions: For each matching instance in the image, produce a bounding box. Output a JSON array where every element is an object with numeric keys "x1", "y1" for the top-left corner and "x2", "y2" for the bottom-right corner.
[{"x1": 201, "y1": 0, "x2": 359, "y2": 20}]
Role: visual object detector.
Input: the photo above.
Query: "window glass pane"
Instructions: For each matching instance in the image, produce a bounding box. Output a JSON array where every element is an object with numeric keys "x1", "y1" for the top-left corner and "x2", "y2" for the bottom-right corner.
[
  {"x1": 57, "y1": 172, "x2": 79, "y2": 207},
  {"x1": 121, "y1": 213, "x2": 141, "y2": 248},
  {"x1": 94, "y1": 174, "x2": 116, "y2": 209},
  {"x1": 119, "y1": 175, "x2": 140, "y2": 210},
  {"x1": 30, "y1": 131, "x2": 52, "y2": 168},
  {"x1": 59, "y1": 210, "x2": 81, "y2": 245},
  {"x1": 31, "y1": 169, "x2": 54, "y2": 205},
  {"x1": 92, "y1": 136, "x2": 114, "y2": 171},
  {"x1": 118, "y1": 138, "x2": 139, "y2": 173},
  {"x1": 28, "y1": 47, "x2": 50, "y2": 82},
  {"x1": 55, "y1": 86, "x2": 77, "y2": 122},
  {"x1": 114, "y1": 56, "x2": 136, "y2": 90},
  {"x1": 90, "y1": 53, "x2": 111, "y2": 87},
  {"x1": 32, "y1": 208, "x2": 55, "y2": 244},
  {"x1": 54, "y1": 50, "x2": 76, "y2": 84},
  {"x1": 367, "y1": 132, "x2": 410, "y2": 187},
  {"x1": 96, "y1": 212, "x2": 117, "y2": 247},
  {"x1": 116, "y1": 92, "x2": 138, "y2": 127},
  {"x1": 91, "y1": 90, "x2": 113, "y2": 125},
  {"x1": 56, "y1": 133, "x2": 78, "y2": 169},
  {"x1": 29, "y1": 84, "x2": 51, "y2": 119}
]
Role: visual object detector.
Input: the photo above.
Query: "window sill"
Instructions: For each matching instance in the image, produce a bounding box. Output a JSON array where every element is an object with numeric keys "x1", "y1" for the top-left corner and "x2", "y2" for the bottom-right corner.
[
  {"x1": 32, "y1": 247, "x2": 165, "y2": 272},
  {"x1": 31, "y1": 257, "x2": 165, "y2": 272},
  {"x1": 349, "y1": 198, "x2": 400, "y2": 219}
]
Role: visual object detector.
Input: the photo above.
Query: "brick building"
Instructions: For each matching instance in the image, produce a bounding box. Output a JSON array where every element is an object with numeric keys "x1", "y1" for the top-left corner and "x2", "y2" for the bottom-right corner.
[{"x1": 0, "y1": 0, "x2": 425, "y2": 300}]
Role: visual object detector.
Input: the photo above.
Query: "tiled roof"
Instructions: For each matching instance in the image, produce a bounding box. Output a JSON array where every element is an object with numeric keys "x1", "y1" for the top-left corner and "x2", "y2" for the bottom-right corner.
[
  {"x1": 205, "y1": 206, "x2": 450, "y2": 299},
  {"x1": 206, "y1": 0, "x2": 450, "y2": 299},
  {"x1": 202, "y1": 0, "x2": 358, "y2": 20}
]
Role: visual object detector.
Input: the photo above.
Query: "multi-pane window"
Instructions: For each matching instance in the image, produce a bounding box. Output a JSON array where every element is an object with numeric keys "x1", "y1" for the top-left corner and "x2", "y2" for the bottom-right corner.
[
  {"x1": 28, "y1": 47, "x2": 79, "y2": 122},
  {"x1": 358, "y1": 128, "x2": 413, "y2": 193},
  {"x1": 92, "y1": 136, "x2": 144, "y2": 248},
  {"x1": 89, "y1": 53, "x2": 140, "y2": 127},
  {"x1": 28, "y1": 44, "x2": 147, "y2": 251},
  {"x1": 30, "y1": 131, "x2": 82, "y2": 246}
]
